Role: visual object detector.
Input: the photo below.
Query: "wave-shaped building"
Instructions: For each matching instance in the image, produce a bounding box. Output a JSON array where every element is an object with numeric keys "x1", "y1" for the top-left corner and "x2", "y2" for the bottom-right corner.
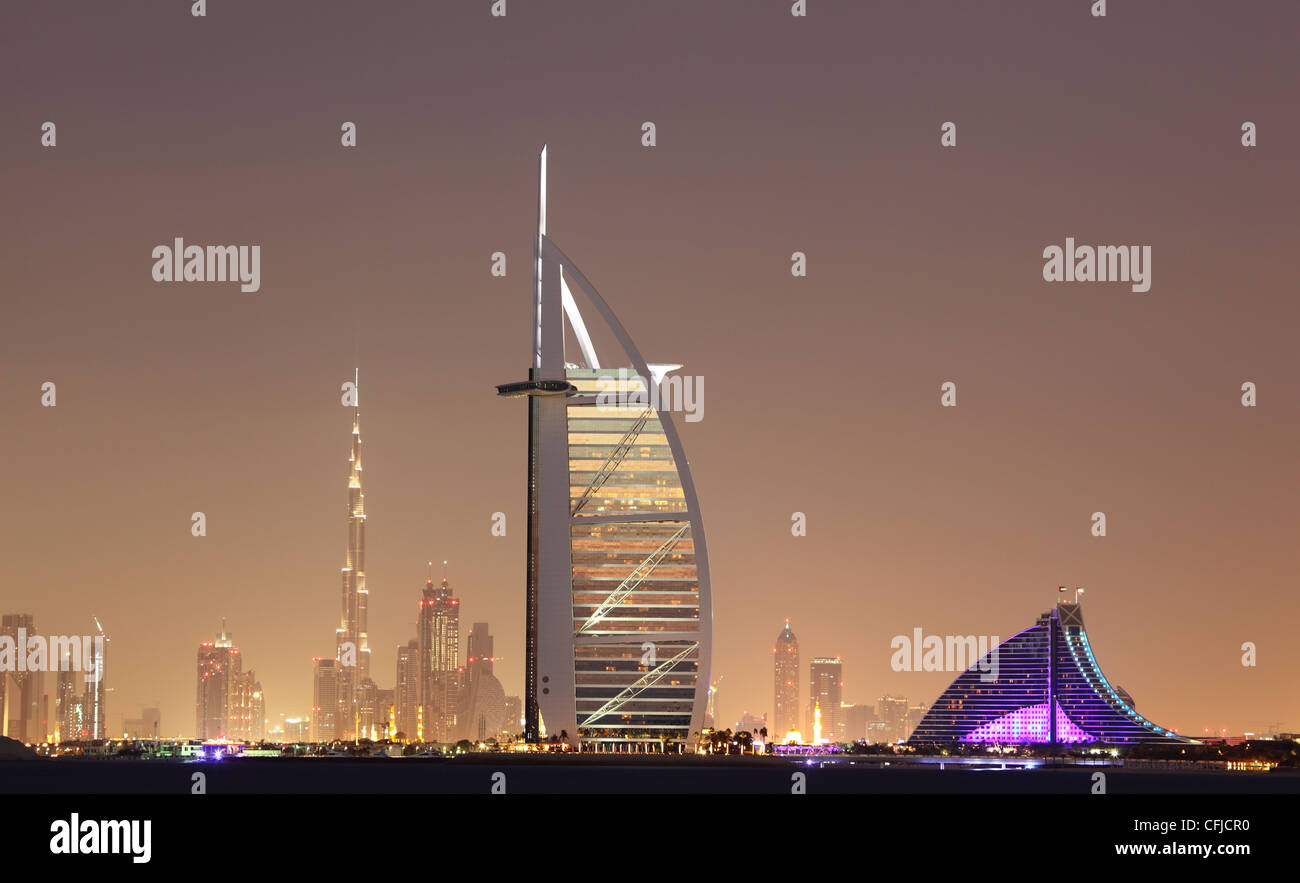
[
  {"x1": 909, "y1": 600, "x2": 1193, "y2": 745},
  {"x1": 498, "y1": 148, "x2": 713, "y2": 750}
]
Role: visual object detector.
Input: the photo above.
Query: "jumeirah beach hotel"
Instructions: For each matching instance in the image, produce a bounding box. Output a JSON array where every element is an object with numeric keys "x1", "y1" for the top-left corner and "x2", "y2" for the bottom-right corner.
[{"x1": 910, "y1": 598, "x2": 1194, "y2": 746}]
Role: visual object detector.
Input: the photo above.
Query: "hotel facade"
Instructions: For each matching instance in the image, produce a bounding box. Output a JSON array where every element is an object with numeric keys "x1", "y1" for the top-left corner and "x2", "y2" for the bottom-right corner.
[
  {"x1": 909, "y1": 600, "x2": 1194, "y2": 745},
  {"x1": 499, "y1": 148, "x2": 713, "y2": 750}
]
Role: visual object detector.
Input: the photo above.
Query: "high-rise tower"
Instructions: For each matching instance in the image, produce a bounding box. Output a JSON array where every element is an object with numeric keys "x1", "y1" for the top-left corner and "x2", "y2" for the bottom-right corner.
[
  {"x1": 195, "y1": 621, "x2": 239, "y2": 740},
  {"x1": 195, "y1": 621, "x2": 259, "y2": 741},
  {"x1": 55, "y1": 657, "x2": 81, "y2": 743},
  {"x1": 498, "y1": 147, "x2": 713, "y2": 750},
  {"x1": 335, "y1": 372, "x2": 370, "y2": 739},
  {"x1": 311, "y1": 657, "x2": 339, "y2": 743},
  {"x1": 773, "y1": 620, "x2": 799, "y2": 742},
  {"x1": 1, "y1": 614, "x2": 45, "y2": 743},
  {"x1": 84, "y1": 616, "x2": 108, "y2": 741},
  {"x1": 394, "y1": 639, "x2": 420, "y2": 740},
  {"x1": 417, "y1": 574, "x2": 459, "y2": 742},
  {"x1": 458, "y1": 622, "x2": 506, "y2": 742},
  {"x1": 808, "y1": 656, "x2": 843, "y2": 743}
]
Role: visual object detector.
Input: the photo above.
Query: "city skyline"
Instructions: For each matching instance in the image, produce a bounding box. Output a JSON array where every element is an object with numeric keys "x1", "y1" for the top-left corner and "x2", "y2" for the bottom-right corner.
[
  {"x1": 3, "y1": 359, "x2": 1290, "y2": 742},
  {"x1": 3, "y1": 2, "x2": 1298, "y2": 744}
]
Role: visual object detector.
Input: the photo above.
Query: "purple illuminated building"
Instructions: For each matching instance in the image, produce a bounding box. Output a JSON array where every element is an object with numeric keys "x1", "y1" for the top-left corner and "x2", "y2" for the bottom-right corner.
[{"x1": 909, "y1": 600, "x2": 1193, "y2": 745}]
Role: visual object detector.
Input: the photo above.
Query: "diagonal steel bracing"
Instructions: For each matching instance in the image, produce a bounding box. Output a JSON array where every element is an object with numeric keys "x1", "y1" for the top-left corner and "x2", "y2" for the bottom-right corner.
[
  {"x1": 570, "y1": 407, "x2": 652, "y2": 516},
  {"x1": 578, "y1": 523, "x2": 691, "y2": 633},
  {"x1": 580, "y1": 642, "x2": 699, "y2": 727}
]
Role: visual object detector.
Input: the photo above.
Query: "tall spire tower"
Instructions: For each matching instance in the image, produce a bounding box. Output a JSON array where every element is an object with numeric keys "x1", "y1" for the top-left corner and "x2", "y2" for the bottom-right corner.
[
  {"x1": 773, "y1": 619, "x2": 799, "y2": 741},
  {"x1": 336, "y1": 369, "x2": 370, "y2": 738},
  {"x1": 498, "y1": 148, "x2": 714, "y2": 750}
]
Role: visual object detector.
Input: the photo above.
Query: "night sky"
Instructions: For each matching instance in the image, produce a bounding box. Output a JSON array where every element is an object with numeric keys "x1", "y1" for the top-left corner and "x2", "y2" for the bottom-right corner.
[{"x1": 3, "y1": 1, "x2": 1297, "y2": 739}]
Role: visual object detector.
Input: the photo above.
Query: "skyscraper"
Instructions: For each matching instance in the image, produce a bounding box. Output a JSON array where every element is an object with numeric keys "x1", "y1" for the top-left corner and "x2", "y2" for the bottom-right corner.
[
  {"x1": 195, "y1": 621, "x2": 259, "y2": 741},
  {"x1": 195, "y1": 623, "x2": 239, "y2": 740},
  {"x1": 772, "y1": 619, "x2": 799, "y2": 742},
  {"x1": 808, "y1": 657, "x2": 843, "y2": 743},
  {"x1": 83, "y1": 617, "x2": 108, "y2": 741},
  {"x1": 375, "y1": 688, "x2": 394, "y2": 740},
  {"x1": 335, "y1": 372, "x2": 370, "y2": 739},
  {"x1": 356, "y1": 678, "x2": 380, "y2": 741},
  {"x1": 311, "y1": 657, "x2": 339, "y2": 743},
  {"x1": 394, "y1": 639, "x2": 420, "y2": 740},
  {"x1": 458, "y1": 622, "x2": 507, "y2": 742},
  {"x1": 248, "y1": 685, "x2": 265, "y2": 742},
  {"x1": 877, "y1": 696, "x2": 910, "y2": 744},
  {"x1": 417, "y1": 575, "x2": 459, "y2": 742},
  {"x1": 1, "y1": 613, "x2": 45, "y2": 743},
  {"x1": 498, "y1": 147, "x2": 713, "y2": 749},
  {"x1": 840, "y1": 703, "x2": 876, "y2": 742},
  {"x1": 55, "y1": 656, "x2": 82, "y2": 743},
  {"x1": 228, "y1": 670, "x2": 261, "y2": 742}
]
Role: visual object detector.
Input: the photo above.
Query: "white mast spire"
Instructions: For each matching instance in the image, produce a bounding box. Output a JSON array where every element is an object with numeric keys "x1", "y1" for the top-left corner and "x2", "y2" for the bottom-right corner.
[{"x1": 538, "y1": 144, "x2": 547, "y2": 237}]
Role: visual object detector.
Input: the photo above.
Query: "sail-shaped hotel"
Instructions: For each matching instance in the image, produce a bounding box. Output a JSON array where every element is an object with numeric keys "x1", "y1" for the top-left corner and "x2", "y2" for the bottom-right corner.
[
  {"x1": 909, "y1": 599, "x2": 1195, "y2": 746},
  {"x1": 498, "y1": 148, "x2": 713, "y2": 750}
]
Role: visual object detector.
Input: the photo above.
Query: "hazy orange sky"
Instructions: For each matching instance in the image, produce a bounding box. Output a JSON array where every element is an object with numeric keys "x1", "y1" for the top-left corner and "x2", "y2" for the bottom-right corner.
[{"x1": 2, "y1": 1, "x2": 1297, "y2": 740}]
